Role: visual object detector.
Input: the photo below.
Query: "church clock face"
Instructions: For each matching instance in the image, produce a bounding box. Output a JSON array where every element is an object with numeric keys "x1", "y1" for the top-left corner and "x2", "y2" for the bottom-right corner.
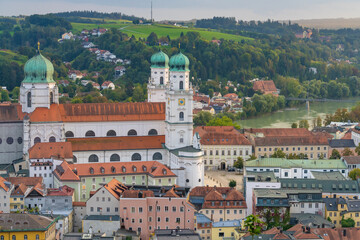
[{"x1": 178, "y1": 98, "x2": 185, "y2": 106}]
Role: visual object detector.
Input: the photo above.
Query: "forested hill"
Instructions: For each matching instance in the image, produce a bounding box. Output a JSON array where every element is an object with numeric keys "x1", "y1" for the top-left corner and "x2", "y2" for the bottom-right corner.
[
  {"x1": 1, "y1": 13, "x2": 360, "y2": 115},
  {"x1": 54, "y1": 11, "x2": 146, "y2": 22}
]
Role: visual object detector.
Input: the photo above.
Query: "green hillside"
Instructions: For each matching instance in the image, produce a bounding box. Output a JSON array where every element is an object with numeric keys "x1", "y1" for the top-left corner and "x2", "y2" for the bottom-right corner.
[
  {"x1": 71, "y1": 20, "x2": 252, "y2": 42},
  {"x1": 0, "y1": 49, "x2": 27, "y2": 65}
]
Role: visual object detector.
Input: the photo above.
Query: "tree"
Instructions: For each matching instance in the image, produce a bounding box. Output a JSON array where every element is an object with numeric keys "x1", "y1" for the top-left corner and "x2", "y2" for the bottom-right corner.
[
  {"x1": 291, "y1": 122, "x2": 298, "y2": 128},
  {"x1": 342, "y1": 148, "x2": 354, "y2": 156},
  {"x1": 316, "y1": 117, "x2": 322, "y2": 127},
  {"x1": 234, "y1": 157, "x2": 244, "y2": 169},
  {"x1": 341, "y1": 217, "x2": 355, "y2": 228},
  {"x1": 244, "y1": 214, "x2": 264, "y2": 240},
  {"x1": 146, "y1": 32, "x2": 159, "y2": 46},
  {"x1": 355, "y1": 144, "x2": 360, "y2": 155},
  {"x1": 348, "y1": 168, "x2": 360, "y2": 180},
  {"x1": 249, "y1": 154, "x2": 257, "y2": 160},
  {"x1": 299, "y1": 119, "x2": 309, "y2": 129},
  {"x1": 207, "y1": 116, "x2": 240, "y2": 129},
  {"x1": 229, "y1": 180, "x2": 236, "y2": 188},
  {"x1": 330, "y1": 149, "x2": 341, "y2": 159},
  {"x1": 193, "y1": 111, "x2": 213, "y2": 126},
  {"x1": 271, "y1": 149, "x2": 286, "y2": 158}
]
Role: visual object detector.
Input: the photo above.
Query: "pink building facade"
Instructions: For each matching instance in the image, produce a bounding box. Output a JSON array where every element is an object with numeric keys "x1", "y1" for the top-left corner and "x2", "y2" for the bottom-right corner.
[{"x1": 119, "y1": 197, "x2": 195, "y2": 240}]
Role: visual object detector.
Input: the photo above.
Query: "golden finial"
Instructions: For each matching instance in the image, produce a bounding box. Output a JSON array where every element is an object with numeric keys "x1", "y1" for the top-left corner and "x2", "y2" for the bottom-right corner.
[
  {"x1": 178, "y1": 42, "x2": 181, "y2": 49},
  {"x1": 37, "y1": 41, "x2": 40, "y2": 51}
]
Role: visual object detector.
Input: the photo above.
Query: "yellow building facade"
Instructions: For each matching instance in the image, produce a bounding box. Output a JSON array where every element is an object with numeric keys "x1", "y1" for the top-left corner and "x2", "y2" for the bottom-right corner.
[
  {"x1": 211, "y1": 220, "x2": 242, "y2": 240},
  {"x1": 325, "y1": 198, "x2": 360, "y2": 228}
]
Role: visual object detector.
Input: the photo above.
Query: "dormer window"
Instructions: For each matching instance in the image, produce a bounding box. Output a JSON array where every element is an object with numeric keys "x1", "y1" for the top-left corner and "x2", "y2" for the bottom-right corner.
[
  {"x1": 111, "y1": 167, "x2": 116, "y2": 173},
  {"x1": 122, "y1": 167, "x2": 126, "y2": 173},
  {"x1": 100, "y1": 167, "x2": 105, "y2": 174},
  {"x1": 142, "y1": 165, "x2": 147, "y2": 172},
  {"x1": 162, "y1": 169, "x2": 167, "y2": 175},
  {"x1": 89, "y1": 168, "x2": 94, "y2": 174},
  {"x1": 133, "y1": 166, "x2": 137, "y2": 172}
]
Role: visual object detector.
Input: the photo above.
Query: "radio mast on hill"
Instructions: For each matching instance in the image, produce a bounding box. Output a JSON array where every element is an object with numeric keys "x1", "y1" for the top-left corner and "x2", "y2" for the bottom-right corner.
[{"x1": 151, "y1": 0, "x2": 153, "y2": 23}]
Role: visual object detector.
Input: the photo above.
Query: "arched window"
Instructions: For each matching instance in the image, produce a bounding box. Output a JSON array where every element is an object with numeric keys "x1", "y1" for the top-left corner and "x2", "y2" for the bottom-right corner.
[
  {"x1": 65, "y1": 131, "x2": 74, "y2": 138},
  {"x1": 27, "y1": 92, "x2": 32, "y2": 108},
  {"x1": 12, "y1": 236, "x2": 16, "y2": 240},
  {"x1": 85, "y1": 130, "x2": 95, "y2": 137},
  {"x1": 110, "y1": 154, "x2": 120, "y2": 162},
  {"x1": 34, "y1": 137, "x2": 41, "y2": 144},
  {"x1": 179, "y1": 81, "x2": 184, "y2": 90},
  {"x1": 160, "y1": 76, "x2": 164, "y2": 85},
  {"x1": 73, "y1": 155, "x2": 77, "y2": 163},
  {"x1": 107, "y1": 130, "x2": 116, "y2": 137},
  {"x1": 50, "y1": 92, "x2": 54, "y2": 104},
  {"x1": 153, "y1": 152, "x2": 163, "y2": 160},
  {"x1": 128, "y1": 129, "x2": 137, "y2": 136},
  {"x1": 89, "y1": 154, "x2": 99, "y2": 162},
  {"x1": 148, "y1": 129, "x2": 158, "y2": 136},
  {"x1": 1, "y1": 236, "x2": 4, "y2": 240},
  {"x1": 49, "y1": 136, "x2": 56, "y2": 142},
  {"x1": 179, "y1": 112, "x2": 184, "y2": 121},
  {"x1": 36, "y1": 235, "x2": 39, "y2": 240},
  {"x1": 24, "y1": 235, "x2": 28, "y2": 240},
  {"x1": 131, "y1": 153, "x2": 141, "y2": 161}
]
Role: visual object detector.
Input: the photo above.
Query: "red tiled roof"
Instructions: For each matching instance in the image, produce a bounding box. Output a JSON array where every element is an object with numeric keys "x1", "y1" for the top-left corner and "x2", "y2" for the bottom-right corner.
[
  {"x1": 0, "y1": 176, "x2": 9, "y2": 191},
  {"x1": 253, "y1": 80, "x2": 277, "y2": 93},
  {"x1": 223, "y1": 93, "x2": 238, "y2": 99},
  {"x1": 273, "y1": 233, "x2": 291, "y2": 239},
  {"x1": 68, "y1": 135, "x2": 165, "y2": 151},
  {"x1": 342, "y1": 130, "x2": 352, "y2": 140},
  {"x1": 312, "y1": 227, "x2": 360, "y2": 240},
  {"x1": 193, "y1": 94, "x2": 210, "y2": 105},
  {"x1": 254, "y1": 136, "x2": 329, "y2": 146},
  {"x1": 29, "y1": 102, "x2": 165, "y2": 123},
  {"x1": 163, "y1": 187, "x2": 180, "y2": 198},
  {"x1": 47, "y1": 185, "x2": 74, "y2": 196},
  {"x1": 11, "y1": 183, "x2": 28, "y2": 196},
  {"x1": 194, "y1": 126, "x2": 251, "y2": 146},
  {"x1": 6, "y1": 177, "x2": 42, "y2": 187},
  {"x1": 103, "y1": 179, "x2": 128, "y2": 200},
  {"x1": 73, "y1": 201, "x2": 86, "y2": 207},
  {"x1": 54, "y1": 161, "x2": 176, "y2": 181},
  {"x1": 0, "y1": 104, "x2": 26, "y2": 122},
  {"x1": 247, "y1": 128, "x2": 313, "y2": 137},
  {"x1": 101, "y1": 81, "x2": 113, "y2": 87},
  {"x1": 28, "y1": 142, "x2": 73, "y2": 159}
]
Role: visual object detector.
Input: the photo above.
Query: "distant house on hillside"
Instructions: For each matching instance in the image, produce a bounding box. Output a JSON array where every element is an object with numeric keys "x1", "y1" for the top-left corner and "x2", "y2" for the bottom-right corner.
[
  {"x1": 115, "y1": 66, "x2": 126, "y2": 78},
  {"x1": 62, "y1": 32, "x2": 74, "y2": 40},
  {"x1": 101, "y1": 81, "x2": 115, "y2": 90},
  {"x1": 253, "y1": 80, "x2": 279, "y2": 96}
]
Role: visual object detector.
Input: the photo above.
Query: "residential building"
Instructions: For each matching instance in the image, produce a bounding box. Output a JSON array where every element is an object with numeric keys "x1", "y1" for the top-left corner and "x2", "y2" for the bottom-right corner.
[
  {"x1": 211, "y1": 220, "x2": 242, "y2": 240},
  {"x1": 114, "y1": 66, "x2": 126, "y2": 78},
  {"x1": 243, "y1": 171, "x2": 281, "y2": 215},
  {"x1": 342, "y1": 156, "x2": 360, "y2": 170},
  {"x1": 86, "y1": 178, "x2": 126, "y2": 215},
  {"x1": 245, "y1": 158, "x2": 348, "y2": 179},
  {"x1": 10, "y1": 183, "x2": 29, "y2": 212},
  {"x1": 53, "y1": 160, "x2": 177, "y2": 202},
  {"x1": 82, "y1": 215, "x2": 120, "y2": 236},
  {"x1": 194, "y1": 213, "x2": 212, "y2": 240},
  {"x1": 42, "y1": 185, "x2": 74, "y2": 213},
  {"x1": 62, "y1": 32, "x2": 74, "y2": 40},
  {"x1": 152, "y1": 229, "x2": 201, "y2": 240},
  {"x1": 253, "y1": 189, "x2": 290, "y2": 218},
  {"x1": 25, "y1": 183, "x2": 46, "y2": 210},
  {"x1": 254, "y1": 188, "x2": 324, "y2": 216},
  {"x1": 280, "y1": 178, "x2": 360, "y2": 199},
  {"x1": 0, "y1": 176, "x2": 13, "y2": 213},
  {"x1": 0, "y1": 213, "x2": 56, "y2": 240},
  {"x1": 246, "y1": 128, "x2": 329, "y2": 159},
  {"x1": 101, "y1": 81, "x2": 115, "y2": 90},
  {"x1": 189, "y1": 186, "x2": 247, "y2": 222},
  {"x1": 252, "y1": 80, "x2": 278, "y2": 95},
  {"x1": 195, "y1": 126, "x2": 252, "y2": 170},
  {"x1": 29, "y1": 142, "x2": 72, "y2": 188},
  {"x1": 324, "y1": 198, "x2": 360, "y2": 228},
  {"x1": 119, "y1": 186, "x2": 195, "y2": 240},
  {"x1": 328, "y1": 139, "x2": 356, "y2": 156},
  {"x1": 73, "y1": 202, "x2": 86, "y2": 232},
  {"x1": 290, "y1": 213, "x2": 334, "y2": 229}
]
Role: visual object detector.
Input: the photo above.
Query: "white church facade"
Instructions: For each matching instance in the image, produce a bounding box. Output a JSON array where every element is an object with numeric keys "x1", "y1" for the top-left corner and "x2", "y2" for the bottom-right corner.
[{"x1": 0, "y1": 49, "x2": 204, "y2": 188}]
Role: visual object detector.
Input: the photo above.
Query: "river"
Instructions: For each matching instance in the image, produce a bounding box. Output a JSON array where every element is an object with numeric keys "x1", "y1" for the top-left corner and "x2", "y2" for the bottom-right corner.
[{"x1": 239, "y1": 98, "x2": 360, "y2": 129}]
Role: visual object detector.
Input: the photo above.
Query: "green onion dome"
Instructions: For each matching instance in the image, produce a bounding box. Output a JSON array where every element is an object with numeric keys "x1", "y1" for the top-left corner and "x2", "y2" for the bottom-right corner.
[
  {"x1": 169, "y1": 52, "x2": 189, "y2": 71},
  {"x1": 23, "y1": 53, "x2": 55, "y2": 83},
  {"x1": 151, "y1": 50, "x2": 169, "y2": 68}
]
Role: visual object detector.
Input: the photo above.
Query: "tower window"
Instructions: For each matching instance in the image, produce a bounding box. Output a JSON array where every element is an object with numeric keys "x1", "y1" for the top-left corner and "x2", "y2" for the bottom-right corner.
[
  {"x1": 50, "y1": 92, "x2": 54, "y2": 104},
  {"x1": 65, "y1": 131, "x2": 74, "y2": 138},
  {"x1": 27, "y1": 92, "x2": 32, "y2": 108},
  {"x1": 131, "y1": 153, "x2": 141, "y2": 161},
  {"x1": 179, "y1": 112, "x2": 184, "y2": 121},
  {"x1": 85, "y1": 130, "x2": 95, "y2": 137},
  {"x1": 148, "y1": 129, "x2": 158, "y2": 136},
  {"x1": 160, "y1": 76, "x2": 164, "y2": 85},
  {"x1": 34, "y1": 137, "x2": 41, "y2": 144},
  {"x1": 107, "y1": 130, "x2": 116, "y2": 136},
  {"x1": 128, "y1": 129, "x2": 137, "y2": 136},
  {"x1": 179, "y1": 81, "x2": 184, "y2": 90},
  {"x1": 49, "y1": 136, "x2": 56, "y2": 142}
]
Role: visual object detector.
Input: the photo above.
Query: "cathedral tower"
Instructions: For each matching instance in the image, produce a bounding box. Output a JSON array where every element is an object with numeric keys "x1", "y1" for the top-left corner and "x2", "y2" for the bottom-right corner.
[
  {"x1": 148, "y1": 50, "x2": 169, "y2": 102},
  {"x1": 19, "y1": 50, "x2": 59, "y2": 113}
]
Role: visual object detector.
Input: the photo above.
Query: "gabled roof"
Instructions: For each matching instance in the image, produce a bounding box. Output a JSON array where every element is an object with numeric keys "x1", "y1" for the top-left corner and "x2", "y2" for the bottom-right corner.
[
  {"x1": 47, "y1": 185, "x2": 74, "y2": 196},
  {"x1": 103, "y1": 179, "x2": 127, "y2": 200},
  {"x1": 27, "y1": 183, "x2": 45, "y2": 197},
  {"x1": 6, "y1": 177, "x2": 42, "y2": 187},
  {"x1": 68, "y1": 135, "x2": 165, "y2": 151},
  {"x1": 54, "y1": 161, "x2": 176, "y2": 181},
  {"x1": 101, "y1": 81, "x2": 114, "y2": 87},
  {"x1": 342, "y1": 156, "x2": 360, "y2": 165},
  {"x1": 0, "y1": 213, "x2": 55, "y2": 231},
  {"x1": 28, "y1": 142, "x2": 73, "y2": 159},
  {"x1": 11, "y1": 183, "x2": 28, "y2": 196},
  {"x1": 29, "y1": 102, "x2": 165, "y2": 123},
  {"x1": 253, "y1": 80, "x2": 277, "y2": 93},
  {"x1": 312, "y1": 227, "x2": 360, "y2": 240},
  {"x1": 0, "y1": 176, "x2": 9, "y2": 191},
  {"x1": 194, "y1": 126, "x2": 251, "y2": 146}
]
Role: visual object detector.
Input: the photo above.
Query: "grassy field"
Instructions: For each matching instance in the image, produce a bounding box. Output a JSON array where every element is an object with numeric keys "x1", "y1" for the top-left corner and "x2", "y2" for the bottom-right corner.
[
  {"x1": 71, "y1": 20, "x2": 252, "y2": 42},
  {"x1": 0, "y1": 49, "x2": 28, "y2": 65}
]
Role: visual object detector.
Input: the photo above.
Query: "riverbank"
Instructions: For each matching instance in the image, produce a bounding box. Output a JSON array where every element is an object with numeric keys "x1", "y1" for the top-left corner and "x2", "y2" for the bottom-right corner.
[{"x1": 238, "y1": 97, "x2": 360, "y2": 129}]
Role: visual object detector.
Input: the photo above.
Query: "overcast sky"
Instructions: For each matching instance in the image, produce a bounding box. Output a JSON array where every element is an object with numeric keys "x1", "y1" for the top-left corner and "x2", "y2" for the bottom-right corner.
[{"x1": 1, "y1": 0, "x2": 360, "y2": 21}]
